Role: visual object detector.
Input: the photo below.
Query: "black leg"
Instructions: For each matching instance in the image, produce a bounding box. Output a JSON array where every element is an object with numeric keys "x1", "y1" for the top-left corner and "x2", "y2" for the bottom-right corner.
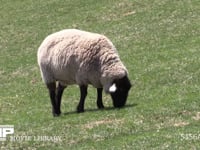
[
  {"x1": 47, "y1": 82, "x2": 58, "y2": 117},
  {"x1": 77, "y1": 85, "x2": 88, "y2": 113},
  {"x1": 56, "y1": 82, "x2": 66, "y2": 115},
  {"x1": 97, "y1": 88, "x2": 104, "y2": 109}
]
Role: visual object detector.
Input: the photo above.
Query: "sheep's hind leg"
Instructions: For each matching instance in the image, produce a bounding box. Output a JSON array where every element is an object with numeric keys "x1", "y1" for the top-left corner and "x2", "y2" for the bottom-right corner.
[
  {"x1": 97, "y1": 88, "x2": 104, "y2": 109},
  {"x1": 47, "y1": 82, "x2": 60, "y2": 117},
  {"x1": 56, "y1": 82, "x2": 66, "y2": 116},
  {"x1": 77, "y1": 85, "x2": 88, "y2": 113}
]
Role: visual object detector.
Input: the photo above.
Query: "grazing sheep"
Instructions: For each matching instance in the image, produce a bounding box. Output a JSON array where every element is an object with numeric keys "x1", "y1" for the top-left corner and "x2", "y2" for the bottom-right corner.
[{"x1": 37, "y1": 29, "x2": 131, "y2": 116}]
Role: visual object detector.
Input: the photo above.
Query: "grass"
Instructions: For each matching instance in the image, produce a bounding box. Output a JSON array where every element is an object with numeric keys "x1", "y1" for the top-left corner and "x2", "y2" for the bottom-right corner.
[{"x1": 0, "y1": 0, "x2": 200, "y2": 149}]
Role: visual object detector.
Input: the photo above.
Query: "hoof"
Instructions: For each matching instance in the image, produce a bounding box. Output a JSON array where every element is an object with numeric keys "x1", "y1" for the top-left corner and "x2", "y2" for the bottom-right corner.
[
  {"x1": 53, "y1": 113, "x2": 61, "y2": 117},
  {"x1": 52, "y1": 110, "x2": 61, "y2": 117},
  {"x1": 97, "y1": 101, "x2": 104, "y2": 109},
  {"x1": 77, "y1": 105, "x2": 84, "y2": 113},
  {"x1": 97, "y1": 104, "x2": 104, "y2": 109},
  {"x1": 77, "y1": 109, "x2": 84, "y2": 113},
  {"x1": 77, "y1": 108, "x2": 84, "y2": 113}
]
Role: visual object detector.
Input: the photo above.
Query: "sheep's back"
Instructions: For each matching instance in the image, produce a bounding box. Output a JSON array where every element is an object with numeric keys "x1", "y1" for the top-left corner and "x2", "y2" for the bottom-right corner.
[{"x1": 37, "y1": 29, "x2": 118, "y2": 86}]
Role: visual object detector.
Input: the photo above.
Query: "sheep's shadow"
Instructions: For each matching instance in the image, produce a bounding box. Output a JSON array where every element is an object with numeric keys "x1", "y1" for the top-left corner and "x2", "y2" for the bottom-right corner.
[{"x1": 63, "y1": 103, "x2": 138, "y2": 116}]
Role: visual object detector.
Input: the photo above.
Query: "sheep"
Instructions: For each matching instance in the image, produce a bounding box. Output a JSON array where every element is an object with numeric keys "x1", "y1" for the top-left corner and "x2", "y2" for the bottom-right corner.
[{"x1": 37, "y1": 29, "x2": 131, "y2": 116}]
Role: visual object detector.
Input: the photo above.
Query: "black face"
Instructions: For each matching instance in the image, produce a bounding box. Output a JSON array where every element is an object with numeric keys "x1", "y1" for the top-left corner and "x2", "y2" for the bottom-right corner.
[{"x1": 110, "y1": 75, "x2": 131, "y2": 108}]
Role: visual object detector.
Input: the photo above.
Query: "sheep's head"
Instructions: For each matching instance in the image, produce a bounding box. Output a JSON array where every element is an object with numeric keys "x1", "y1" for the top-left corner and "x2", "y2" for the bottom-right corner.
[{"x1": 109, "y1": 75, "x2": 131, "y2": 108}]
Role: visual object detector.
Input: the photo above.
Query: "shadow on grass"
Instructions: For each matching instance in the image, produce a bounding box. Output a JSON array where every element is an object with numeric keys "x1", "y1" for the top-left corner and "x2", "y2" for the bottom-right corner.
[{"x1": 63, "y1": 103, "x2": 138, "y2": 116}]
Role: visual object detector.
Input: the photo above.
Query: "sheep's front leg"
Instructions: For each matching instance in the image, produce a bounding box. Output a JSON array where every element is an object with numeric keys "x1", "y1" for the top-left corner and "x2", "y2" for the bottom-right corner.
[
  {"x1": 77, "y1": 85, "x2": 88, "y2": 113},
  {"x1": 56, "y1": 82, "x2": 66, "y2": 115},
  {"x1": 97, "y1": 88, "x2": 104, "y2": 109},
  {"x1": 47, "y1": 82, "x2": 60, "y2": 117}
]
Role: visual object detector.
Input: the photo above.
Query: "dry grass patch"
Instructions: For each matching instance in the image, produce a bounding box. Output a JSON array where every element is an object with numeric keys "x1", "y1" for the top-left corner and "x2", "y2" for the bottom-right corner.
[
  {"x1": 83, "y1": 118, "x2": 124, "y2": 129},
  {"x1": 192, "y1": 112, "x2": 200, "y2": 121},
  {"x1": 174, "y1": 121, "x2": 189, "y2": 127}
]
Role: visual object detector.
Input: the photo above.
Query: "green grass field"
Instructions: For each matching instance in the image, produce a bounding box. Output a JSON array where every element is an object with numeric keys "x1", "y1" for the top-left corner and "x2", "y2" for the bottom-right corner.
[{"x1": 0, "y1": 0, "x2": 200, "y2": 149}]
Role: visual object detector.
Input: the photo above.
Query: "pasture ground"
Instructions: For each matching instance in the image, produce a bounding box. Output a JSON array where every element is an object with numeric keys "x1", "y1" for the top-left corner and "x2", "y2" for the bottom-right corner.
[{"x1": 0, "y1": 0, "x2": 200, "y2": 149}]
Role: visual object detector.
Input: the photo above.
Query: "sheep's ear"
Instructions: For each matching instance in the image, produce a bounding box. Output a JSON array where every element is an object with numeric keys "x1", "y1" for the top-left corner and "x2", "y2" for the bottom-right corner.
[{"x1": 109, "y1": 83, "x2": 117, "y2": 93}]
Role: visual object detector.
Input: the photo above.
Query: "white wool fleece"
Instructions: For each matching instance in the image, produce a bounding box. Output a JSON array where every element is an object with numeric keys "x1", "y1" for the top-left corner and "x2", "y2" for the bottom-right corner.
[{"x1": 37, "y1": 29, "x2": 128, "y2": 92}]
